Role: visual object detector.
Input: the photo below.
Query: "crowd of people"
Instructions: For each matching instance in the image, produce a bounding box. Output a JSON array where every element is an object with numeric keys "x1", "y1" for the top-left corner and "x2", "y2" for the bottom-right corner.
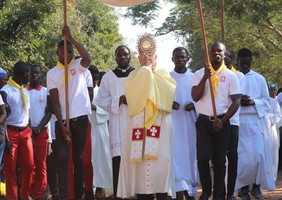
[{"x1": 0, "y1": 26, "x2": 281, "y2": 200}]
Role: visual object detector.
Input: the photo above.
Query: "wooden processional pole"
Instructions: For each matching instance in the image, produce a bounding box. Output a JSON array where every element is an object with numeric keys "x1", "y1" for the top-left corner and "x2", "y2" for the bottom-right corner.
[
  {"x1": 63, "y1": 0, "x2": 70, "y2": 130},
  {"x1": 196, "y1": 0, "x2": 217, "y2": 119},
  {"x1": 221, "y1": 0, "x2": 225, "y2": 43}
]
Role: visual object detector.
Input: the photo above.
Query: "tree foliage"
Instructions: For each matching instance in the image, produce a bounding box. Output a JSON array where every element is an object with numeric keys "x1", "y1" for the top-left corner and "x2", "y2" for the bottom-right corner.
[
  {"x1": 124, "y1": 1, "x2": 161, "y2": 27},
  {"x1": 0, "y1": 0, "x2": 57, "y2": 75},
  {"x1": 0, "y1": 0, "x2": 123, "y2": 82},
  {"x1": 125, "y1": 0, "x2": 282, "y2": 86},
  {"x1": 75, "y1": 0, "x2": 122, "y2": 71}
]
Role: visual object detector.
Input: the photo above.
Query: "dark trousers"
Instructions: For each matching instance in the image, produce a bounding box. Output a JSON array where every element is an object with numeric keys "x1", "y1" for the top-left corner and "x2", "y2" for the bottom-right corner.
[
  {"x1": 196, "y1": 116, "x2": 230, "y2": 200},
  {"x1": 226, "y1": 125, "x2": 239, "y2": 196},
  {"x1": 46, "y1": 143, "x2": 59, "y2": 200},
  {"x1": 279, "y1": 127, "x2": 282, "y2": 169},
  {"x1": 112, "y1": 156, "x2": 121, "y2": 200},
  {"x1": 55, "y1": 115, "x2": 88, "y2": 200}
]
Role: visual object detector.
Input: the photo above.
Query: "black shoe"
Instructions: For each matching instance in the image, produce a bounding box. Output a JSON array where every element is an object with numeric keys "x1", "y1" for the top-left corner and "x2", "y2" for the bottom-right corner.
[
  {"x1": 84, "y1": 191, "x2": 95, "y2": 200},
  {"x1": 239, "y1": 186, "x2": 249, "y2": 198},
  {"x1": 176, "y1": 191, "x2": 185, "y2": 200},
  {"x1": 186, "y1": 196, "x2": 195, "y2": 200},
  {"x1": 241, "y1": 193, "x2": 250, "y2": 200},
  {"x1": 95, "y1": 192, "x2": 105, "y2": 200},
  {"x1": 250, "y1": 185, "x2": 263, "y2": 200},
  {"x1": 52, "y1": 194, "x2": 60, "y2": 200},
  {"x1": 199, "y1": 192, "x2": 211, "y2": 200},
  {"x1": 226, "y1": 194, "x2": 236, "y2": 200},
  {"x1": 183, "y1": 190, "x2": 195, "y2": 200}
]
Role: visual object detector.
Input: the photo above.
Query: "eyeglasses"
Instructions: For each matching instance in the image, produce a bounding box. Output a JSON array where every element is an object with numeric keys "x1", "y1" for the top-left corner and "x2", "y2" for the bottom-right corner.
[{"x1": 269, "y1": 88, "x2": 277, "y2": 91}]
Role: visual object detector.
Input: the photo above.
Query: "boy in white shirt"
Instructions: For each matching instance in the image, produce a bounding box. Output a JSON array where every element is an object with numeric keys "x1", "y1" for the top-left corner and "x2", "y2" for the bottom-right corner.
[{"x1": 46, "y1": 26, "x2": 91, "y2": 200}]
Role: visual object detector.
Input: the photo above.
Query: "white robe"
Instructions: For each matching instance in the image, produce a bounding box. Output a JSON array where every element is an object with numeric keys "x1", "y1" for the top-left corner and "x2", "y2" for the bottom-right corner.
[
  {"x1": 264, "y1": 97, "x2": 282, "y2": 183},
  {"x1": 170, "y1": 70, "x2": 199, "y2": 196},
  {"x1": 89, "y1": 86, "x2": 113, "y2": 189},
  {"x1": 276, "y1": 93, "x2": 282, "y2": 130},
  {"x1": 117, "y1": 111, "x2": 175, "y2": 198},
  {"x1": 235, "y1": 70, "x2": 271, "y2": 191},
  {"x1": 96, "y1": 71, "x2": 129, "y2": 158}
]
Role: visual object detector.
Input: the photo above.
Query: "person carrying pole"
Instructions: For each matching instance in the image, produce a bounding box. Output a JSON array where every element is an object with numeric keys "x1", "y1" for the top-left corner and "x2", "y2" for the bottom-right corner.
[
  {"x1": 46, "y1": 26, "x2": 91, "y2": 200},
  {"x1": 191, "y1": 41, "x2": 241, "y2": 200}
]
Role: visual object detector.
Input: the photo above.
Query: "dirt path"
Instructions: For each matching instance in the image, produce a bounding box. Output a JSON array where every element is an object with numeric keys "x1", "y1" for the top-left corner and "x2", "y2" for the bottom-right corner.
[
  {"x1": 194, "y1": 170, "x2": 282, "y2": 200},
  {"x1": 104, "y1": 170, "x2": 282, "y2": 200},
  {"x1": 260, "y1": 169, "x2": 282, "y2": 200}
]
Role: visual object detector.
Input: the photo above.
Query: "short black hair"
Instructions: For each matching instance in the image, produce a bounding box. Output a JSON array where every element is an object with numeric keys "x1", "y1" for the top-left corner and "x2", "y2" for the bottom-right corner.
[
  {"x1": 237, "y1": 48, "x2": 252, "y2": 59},
  {"x1": 75, "y1": 56, "x2": 82, "y2": 60},
  {"x1": 14, "y1": 61, "x2": 29, "y2": 74},
  {"x1": 57, "y1": 40, "x2": 73, "y2": 49},
  {"x1": 226, "y1": 49, "x2": 234, "y2": 58},
  {"x1": 211, "y1": 41, "x2": 226, "y2": 49},
  {"x1": 30, "y1": 64, "x2": 41, "y2": 69},
  {"x1": 115, "y1": 45, "x2": 131, "y2": 56},
  {"x1": 88, "y1": 65, "x2": 99, "y2": 74},
  {"x1": 172, "y1": 47, "x2": 189, "y2": 57}
]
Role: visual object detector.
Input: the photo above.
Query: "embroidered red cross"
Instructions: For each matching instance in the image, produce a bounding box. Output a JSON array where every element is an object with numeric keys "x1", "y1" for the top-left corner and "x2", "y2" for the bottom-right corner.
[
  {"x1": 132, "y1": 128, "x2": 144, "y2": 140},
  {"x1": 146, "y1": 126, "x2": 160, "y2": 138}
]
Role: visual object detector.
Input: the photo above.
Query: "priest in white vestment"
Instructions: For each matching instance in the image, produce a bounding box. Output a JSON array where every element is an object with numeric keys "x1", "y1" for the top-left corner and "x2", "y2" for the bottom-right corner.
[
  {"x1": 170, "y1": 47, "x2": 199, "y2": 199},
  {"x1": 117, "y1": 34, "x2": 176, "y2": 200},
  {"x1": 96, "y1": 45, "x2": 134, "y2": 199}
]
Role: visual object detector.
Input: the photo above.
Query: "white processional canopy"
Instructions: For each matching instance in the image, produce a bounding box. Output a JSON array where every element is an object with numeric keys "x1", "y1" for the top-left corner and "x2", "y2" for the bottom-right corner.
[{"x1": 95, "y1": 0, "x2": 154, "y2": 7}]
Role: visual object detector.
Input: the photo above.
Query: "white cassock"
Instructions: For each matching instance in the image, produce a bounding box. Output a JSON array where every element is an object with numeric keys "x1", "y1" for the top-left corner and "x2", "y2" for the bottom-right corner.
[
  {"x1": 235, "y1": 70, "x2": 271, "y2": 191},
  {"x1": 117, "y1": 111, "x2": 175, "y2": 198},
  {"x1": 96, "y1": 71, "x2": 129, "y2": 158},
  {"x1": 264, "y1": 97, "x2": 282, "y2": 183},
  {"x1": 89, "y1": 86, "x2": 113, "y2": 189},
  {"x1": 170, "y1": 70, "x2": 199, "y2": 196}
]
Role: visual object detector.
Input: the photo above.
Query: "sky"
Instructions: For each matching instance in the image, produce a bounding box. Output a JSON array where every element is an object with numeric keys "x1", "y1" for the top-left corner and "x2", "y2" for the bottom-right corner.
[{"x1": 116, "y1": 2, "x2": 184, "y2": 72}]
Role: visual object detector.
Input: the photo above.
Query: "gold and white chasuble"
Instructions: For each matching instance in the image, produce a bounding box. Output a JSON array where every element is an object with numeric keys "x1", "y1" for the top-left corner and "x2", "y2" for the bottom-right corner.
[{"x1": 117, "y1": 66, "x2": 176, "y2": 198}]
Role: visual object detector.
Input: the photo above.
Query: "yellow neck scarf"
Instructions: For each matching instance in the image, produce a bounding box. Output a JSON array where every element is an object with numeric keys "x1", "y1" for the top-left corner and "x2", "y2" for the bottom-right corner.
[
  {"x1": 7, "y1": 77, "x2": 27, "y2": 110},
  {"x1": 210, "y1": 63, "x2": 226, "y2": 97},
  {"x1": 56, "y1": 59, "x2": 75, "y2": 69},
  {"x1": 230, "y1": 65, "x2": 238, "y2": 73},
  {"x1": 57, "y1": 59, "x2": 75, "y2": 86}
]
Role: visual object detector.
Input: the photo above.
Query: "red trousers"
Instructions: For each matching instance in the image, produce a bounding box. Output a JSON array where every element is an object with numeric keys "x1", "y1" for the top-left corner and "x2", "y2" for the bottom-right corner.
[
  {"x1": 4, "y1": 127, "x2": 34, "y2": 200},
  {"x1": 31, "y1": 129, "x2": 49, "y2": 199},
  {"x1": 83, "y1": 122, "x2": 93, "y2": 193},
  {"x1": 68, "y1": 122, "x2": 93, "y2": 199}
]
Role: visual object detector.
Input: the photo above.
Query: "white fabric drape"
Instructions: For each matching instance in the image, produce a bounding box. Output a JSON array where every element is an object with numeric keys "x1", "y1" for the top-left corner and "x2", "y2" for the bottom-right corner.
[{"x1": 96, "y1": 0, "x2": 153, "y2": 7}]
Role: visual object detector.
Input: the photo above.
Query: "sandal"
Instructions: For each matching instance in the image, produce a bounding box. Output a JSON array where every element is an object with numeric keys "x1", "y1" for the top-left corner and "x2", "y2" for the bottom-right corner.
[{"x1": 95, "y1": 191, "x2": 105, "y2": 200}]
